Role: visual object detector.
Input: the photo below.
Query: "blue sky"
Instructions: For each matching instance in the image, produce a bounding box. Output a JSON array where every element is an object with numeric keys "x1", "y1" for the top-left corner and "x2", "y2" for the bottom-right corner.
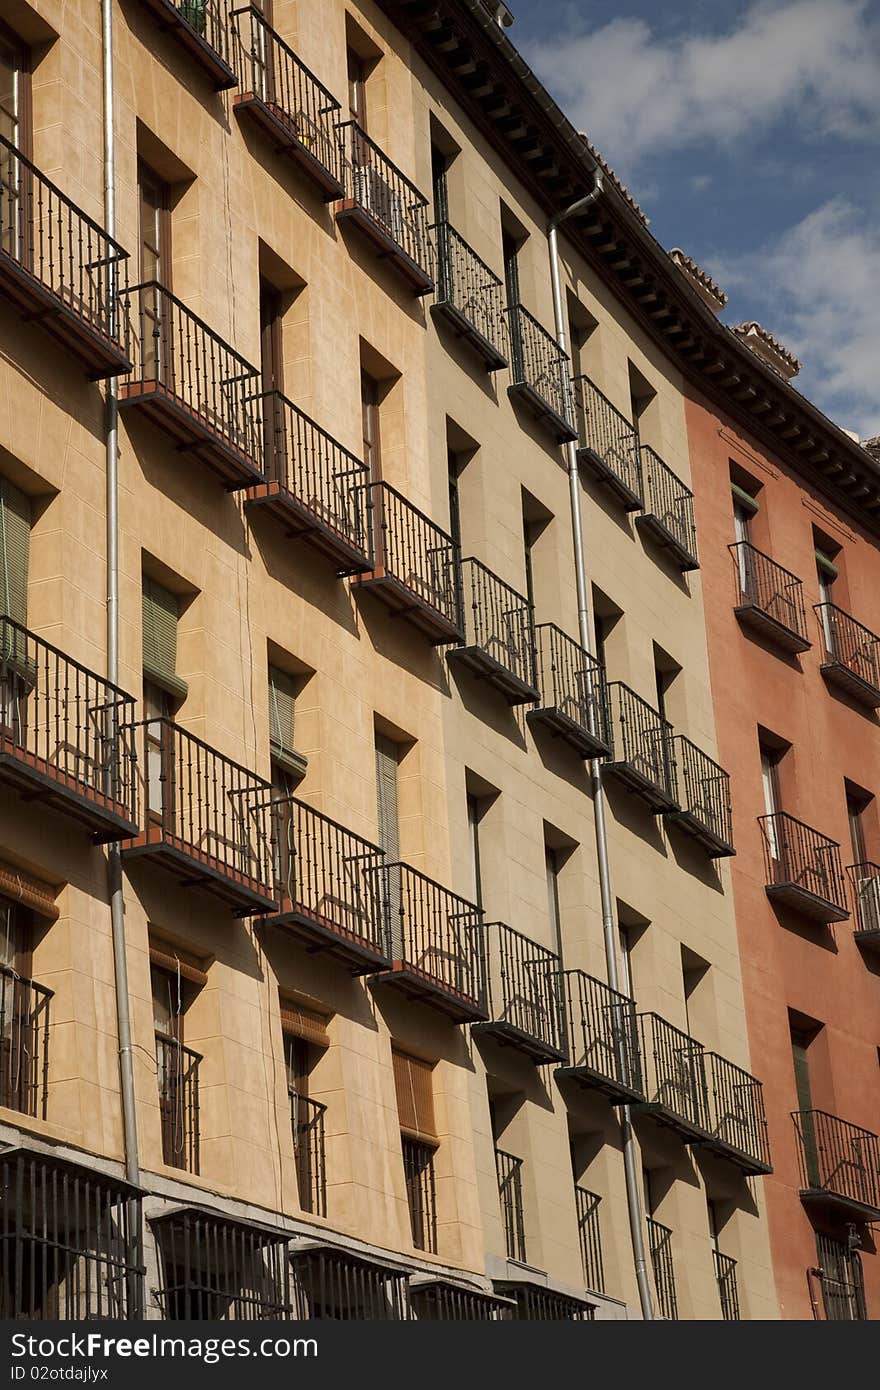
[{"x1": 510, "y1": 0, "x2": 880, "y2": 438}]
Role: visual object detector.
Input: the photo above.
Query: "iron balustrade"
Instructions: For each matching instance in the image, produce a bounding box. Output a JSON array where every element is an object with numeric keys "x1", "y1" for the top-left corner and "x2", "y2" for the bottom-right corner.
[
  {"x1": 124, "y1": 718, "x2": 275, "y2": 912},
  {"x1": 291, "y1": 1090, "x2": 327, "y2": 1218},
  {"x1": 269, "y1": 795, "x2": 389, "y2": 970},
  {"x1": 156, "y1": 1033, "x2": 201, "y2": 1174},
  {"x1": 558, "y1": 969, "x2": 644, "y2": 1101},
  {"x1": 474, "y1": 922, "x2": 566, "y2": 1063},
  {"x1": 336, "y1": 121, "x2": 433, "y2": 291},
  {"x1": 647, "y1": 1217, "x2": 678, "y2": 1320},
  {"x1": 0, "y1": 965, "x2": 51, "y2": 1119},
  {"x1": 119, "y1": 281, "x2": 264, "y2": 481},
  {"x1": 410, "y1": 1280, "x2": 513, "y2": 1320},
  {"x1": 573, "y1": 375, "x2": 643, "y2": 509},
  {"x1": 636, "y1": 446, "x2": 698, "y2": 570},
  {"x1": 0, "y1": 1150, "x2": 144, "y2": 1319},
  {"x1": 452, "y1": 557, "x2": 538, "y2": 703},
  {"x1": 638, "y1": 1013, "x2": 711, "y2": 1139},
  {"x1": 706, "y1": 1052, "x2": 771, "y2": 1174},
  {"x1": 153, "y1": 1208, "x2": 291, "y2": 1320},
  {"x1": 847, "y1": 861, "x2": 880, "y2": 943},
  {"x1": 605, "y1": 681, "x2": 677, "y2": 811},
  {"x1": 730, "y1": 542, "x2": 810, "y2": 652},
  {"x1": 0, "y1": 131, "x2": 130, "y2": 375},
  {"x1": 431, "y1": 220, "x2": 507, "y2": 368},
  {"x1": 815, "y1": 602, "x2": 880, "y2": 707},
  {"x1": 575, "y1": 1186, "x2": 605, "y2": 1295},
  {"x1": 713, "y1": 1250, "x2": 740, "y2": 1321},
  {"x1": 496, "y1": 1282, "x2": 594, "y2": 1320},
  {"x1": 402, "y1": 1137, "x2": 437, "y2": 1254},
  {"x1": 506, "y1": 303, "x2": 576, "y2": 440},
  {"x1": 792, "y1": 1110, "x2": 880, "y2": 1217},
  {"x1": 529, "y1": 623, "x2": 610, "y2": 758},
  {"x1": 139, "y1": 0, "x2": 236, "y2": 87},
  {"x1": 354, "y1": 481, "x2": 463, "y2": 643},
  {"x1": 495, "y1": 1148, "x2": 526, "y2": 1263},
  {"x1": 0, "y1": 616, "x2": 138, "y2": 838},
  {"x1": 815, "y1": 1234, "x2": 867, "y2": 1321},
  {"x1": 666, "y1": 734, "x2": 734, "y2": 857},
  {"x1": 759, "y1": 812, "x2": 849, "y2": 922},
  {"x1": 291, "y1": 1245, "x2": 411, "y2": 1319},
  {"x1": 231, "y1": 8, "x2": 344, "y2": 197}
]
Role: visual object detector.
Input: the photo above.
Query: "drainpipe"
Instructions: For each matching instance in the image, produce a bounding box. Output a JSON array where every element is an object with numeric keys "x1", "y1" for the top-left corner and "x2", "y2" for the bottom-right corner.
[
  {"x1": 102, "y1": 0, "x2": 140, "y2": 1189},
  {"x1": 547, "y1": 173, "x2": 655, "y2": 1320}
]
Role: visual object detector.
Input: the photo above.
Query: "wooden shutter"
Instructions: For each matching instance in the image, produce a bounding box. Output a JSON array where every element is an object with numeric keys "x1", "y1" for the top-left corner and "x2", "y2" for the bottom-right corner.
[
  {"x1": 0, "y1": 478, "x2": 30, "y2": 628},
  {"x1": 142, "y1": 577, "x2": 188, "y2": 698},
  {"x1": 148, "y1": 931, "x2": 208, "y2": 988},
  {"x1": 269, "y1": 665, "x2": 297, "y2": 753},
  {"x1": 374, "y1": 733, "x2": 400, "y2": 861},
  {"x1": 280, "y1": 994, "x2": 330, "y2": 1049},
  {"x1": 0, "y1": 860, "x2": 59, "y2": 922},
  {"x1": 392, "y1": 1048, "x2": 437, "y2": 1146}
]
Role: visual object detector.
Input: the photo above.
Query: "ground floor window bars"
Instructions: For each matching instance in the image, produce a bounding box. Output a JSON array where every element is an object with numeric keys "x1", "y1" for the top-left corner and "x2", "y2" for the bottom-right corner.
[{"x1": 153, "y1": 1209, "x2": 291, "y2": 1320}]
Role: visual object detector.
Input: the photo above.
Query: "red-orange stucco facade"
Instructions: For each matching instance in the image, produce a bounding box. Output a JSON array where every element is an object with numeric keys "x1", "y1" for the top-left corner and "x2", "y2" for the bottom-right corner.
[{"x1": 684, "y1": 388, "x2": 880, "y2": 1320}]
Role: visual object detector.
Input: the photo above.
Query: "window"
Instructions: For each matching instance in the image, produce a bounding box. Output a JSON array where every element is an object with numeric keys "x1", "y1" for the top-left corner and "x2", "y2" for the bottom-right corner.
[
  {"x1": 392, "y1": 1049, "x2": 438, "y2": 1253},
  {"x1": 150, "y1": 940, "x2": 204, "y2": 1174},
  {"x1": 0, "y1": 477, "x2": 30, "y2": 629},
  {"x1": 502, "y1": 228, "x2": 520, "y2": 308},
  {"x1": 628, "y1": 361, "x2": 657, "y2": 444},
  {"x1": 361, "y1": 370, "x2": 381, "y2": 479},
  {"x1": 0, "y1": 25, "x2": 28, "y2": 154},
  {"x1": 259, "y1": 278, "x2": 284, "y2": 395},
  {"x1": 374, "y1": 732, "x2": 400, "y2": 861},
  {"x1": 0, "y1": 899, "x2": 41, "y2": 1117},
  {"x1": 545, "y1": 846, "x2": 563, "y2": 960},
  {"x1": 268, "y1": 664, "x2": 305, "y2": 791},
  {"x1": 282, "y1": 1003, "x2": 329, "y2": 1218},
  {"x1": 142, "y1": 577, "x2": 185, "y2": 700},
  {"x1": 431, "y1": 143, "x2": 449, "y2": 222},
  {"x1": 816, "y1": 1234, "x2": 867, "y2": 1320},
  {"x1": 347, "y1": 47, "x2": 367, "y2": 127},
  {"x1": 467, "y1": 793, "x2": 483, "y2": 909},
  {"x1": 759, "y1": 737, "x2": 784, "y2": 859},
  {"x1": 731, "y1": 483, "x2": 758, "y2": 547},
  {"x1": 447, "y1": 449, "x2": 462, "y2": 548},
  {"x1": 847, "y1": 787, "x2": 869, "y2": 866}
]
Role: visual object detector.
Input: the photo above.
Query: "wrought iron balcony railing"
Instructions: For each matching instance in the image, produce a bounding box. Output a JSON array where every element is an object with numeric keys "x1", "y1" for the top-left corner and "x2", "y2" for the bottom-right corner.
[
  {"x1": 494, "y1": 1281, "x2": 595, "y2": 1320},
  {"x1": 402, "y1": 1136, "x2": 437, "y2": 1253},
  {"x1": 495, "y1": 1148, "x2": 526, "y2": 1263},
  {"x1": 0, "y1": 617, "x2": 138, "y2": 840},
  {"x1": 291, "y1": 1244, "x2": 411, "y2": 1319},
  {"x1": 0, "y1": 132, "x2": 131, "y2": 377},
  {"x1": 636, "y1": 446, "x2": 698, "y2": 571},
  {"x1": 0, "y1": 965, "x2": 52, "y2": 1119},
  {"x1": 431, "y1": 221, "x2": 507, "y2": 369},
  {"x1": 815, "y1": 1234, "x2": 867, "y2": 1321},
  {"x1": 449, "y1": 558, "x2": 538, "y2": 704},
  {"x1": 156, "y1": 1033, "x2": 201, "y2": 1174},
  {"x1": 527, "y1": 623, "x2": 610, "y2": 759},
  {"x1": 847, "y1": 861, "x2": 880, "y2": 950},
  {"x1": 153, "y1": 1208, "x2": 292, "y2": 1320},
  {"x1": 352, "y1": 481, "x2": 463, "y2": 644},
  {"x1": 638, "y1": 1013, "x2": 711, "y2": 1141},
  {"x1": 291, "y1": 1089, "x2": 327, "y2": 1217},
  {"x1": 472, "y1": 922, "x2": 566, "y2": 1063},
  {"x1": 336, "y1": 122, "x2": 433, "y2": 293},
  {"x1": 793, "y1": 1110, "x2": 880, "y2": 1221},
  {"x1": 573, "y1": 375, "x2": 643, "y2": 510},
  {"x1": 647, "y1": 1217, "x2": 678, "y2": 1320},
  {"x1": 604, "y1": 681, "x2": 678, "y2": 812},
  {"x1": 410, "y1": 1279, "x2": 513, "y2": 1320},
  {"x1": 665, "y1": 735, "x2": 734, "y2": 857},
  {"x1": 575, "y1": 1186, "x2": 605, "y2": 1295},
  {"x1": 0, "y1": 1149, "x2": 144, "y2": 1320},
  {"x1": 759, "y1": 812, "x2": 849, "y2": 923},
  {"x1": 123, "y1": 718, "x2": 276, "y2": 913},
  {"x1": 713, "y1": 1250, "x2": 740, "y2": 1321},
  {"x1": 267, "y1": 796, "x2": 390, "y2": 972},
  {"x1": 138, "y1": 0, "x2": 236, "y2": 89},
  {"x1": 231, "y1": 8, "x2": 344, "y2": 198},
  {"x1": 557, "y1": 969, "x2": 644, "y2": 1102},
  {"x1": 506, "y1": 303, "x2": 577, "y2": 443},
  {"x1": 369, "y1": 863, "x2": 485, "y2": 1022},
  {"x1": 705, "y1": 1052, "x2": 771, "y2": 1175},
  {"x1": 730, "y1": 542, "x2": 810, "y2": 654},
  {"x1": 118, "y1": 282, "x2": 264, "y2": 487},
  {"x1": 815, "y1": 602, "x2": 880, "y2": 708}
]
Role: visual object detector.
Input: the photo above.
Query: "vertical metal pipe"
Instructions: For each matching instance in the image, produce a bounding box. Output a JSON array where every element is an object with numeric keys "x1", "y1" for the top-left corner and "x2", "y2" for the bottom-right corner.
[{"x1": 547, "y1": 184, "x2": 654, "y2": 1320}]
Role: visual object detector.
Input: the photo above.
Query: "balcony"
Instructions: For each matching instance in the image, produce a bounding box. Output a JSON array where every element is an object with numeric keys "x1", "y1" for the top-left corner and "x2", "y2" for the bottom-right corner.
[
  {"x1": 759, "y1": 812, "x2": 849, "y2": 923},
  {"x1": 0, "y1": 133, "x2": 131, "y2": 378},
  {"x1": 153, "y1": 1208, "x2": 291, "y2": 1320},
  {"x1": 410, "y1": 1278, "x2": 513, "y2": 1320},
  {"x1": 369, "y1": 864, "x2": 485, "y2": 1021},
  {"x1": 448, "y1": 558, "x2": 538, "y2": 704},
  {"x1": 335, "y1": 122, "x2": 433, "y2": 294},
  {"x1": 266, "y1": 796, "x2": 390, "y2": 973},
  {"x1": 431, "y1": 221, "x2": 507, "y2": 369},
  {"x1": 231, "y1": 9, "x2": 344, "y2": 200},
  {"x1": 471, "y1": 922, "x2": 566, "y2": 1064},
  {"x1": 495, "y1": 1148, "x2": 526, "y2": 1262},
  {"x1": 291, "y1": 1090, "x2": 327, "y2": 1217},
  {"x1": 714, "y1": 1250, "x2": 740, "y2": 1321},
  {"x1": 122, "y1": 718, "x2": 276, "y2": 914},
  {"x1": 816, "y1": 603, "x2": 880, "y2": 708},
  {"x1": 604, "y1": 682, "x2": 678, "y2": 812},
  {"x1": 647, "y1": 1217, "x2": 678, "y2": 1320},
  {"x1": 118, "y1": 283, "x2": 264, "y2": 488},
  {"x1": 556, "y1": 970, "x2": 644, "y2": 1103},
  {"x1": 493, "y1": 1281, "x2": 594, "y2": 1320},
  {"x1": 137, "y1": 0, "x2": 236, "y2": 89},
  {"x1": 664, "y1": 735, "x2": 734, "y2": 858},
  {"x1": 291, "y1": 1244, "x2": 410, "y2": 1319},
  {"x1": 573, "y1": 375, "x2": 643, "y2": 510},
  {"x1": 245, "y1": 393, "x2": 371, "y2": 575},
  {"x1": 575, "y1": 1186, "x2": 605, "y2": 1295},
  {"x1": 635, "y1": 446, "x2": 698, "y2": 572},
  {"x1": 0, "y1": 618, "x2": 138, "y2": 840},
  {"x1": 352, "y1": 482, "x2": 463, "y2": 644},
  {"x1": 0, "y1": 965, "x2": 51, "y2": 1119},
  {"x1": 705, "y1": 1052, "x2": 771, "y2": 1175},
  {"x1": 793, "y1": 1110, "x2": 880, "y2": 1222},
  {"x1": 731, "y1": 542, "x2": 811, "y2": 654},
  {"x1": 156, "y1": 1032, "x2": 200, "y2": 1174},
  {"x1": 637, "y1": 1013, "x2": 711, "y2": 1142},
  {"x1": 506, "y1": 303, "x2": 577, "y2": 443},
  {"x1": 847, "y1": 862, "x2": 880, "y2": 952},
  {"x1": 527, "y1": 623, "x2": 610, "y2": 759}
]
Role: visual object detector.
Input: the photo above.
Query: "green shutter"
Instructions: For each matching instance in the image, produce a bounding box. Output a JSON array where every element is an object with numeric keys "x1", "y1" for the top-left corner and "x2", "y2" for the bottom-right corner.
[
  {"x1": 730, "y1": 482, "x2": 759, "y2": 516},
  {"x1": 142, "y1": 577, "x2": 188, "y2": 700},
  {"x1": 374, "y1": 733, "x2": 400, "y2": 861},
  {"x1": 269, "y1": 666, "x2": 296, "y2": 753},
  {"x1": 0, "y1": 478, "x2": 30, "y2": 629},
  {"x1": 815, "y1": 548, "x2": 839, "y2": 582}
]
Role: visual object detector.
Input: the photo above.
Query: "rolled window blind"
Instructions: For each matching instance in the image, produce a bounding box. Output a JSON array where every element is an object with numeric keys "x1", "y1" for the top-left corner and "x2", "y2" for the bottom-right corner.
[
  {"x1": 142, "y1": 577, "x2": 188, "y2": 699},
  {"x1": 374, "y1": 733, "x2": 400, "y2": 862},
  {"x1": 0, "y1": 478, "x2": 30, "y2": 629},
  {"x1": 392, "y1": 1048, "x2": 437, "y2": 1145},
  {"x1": 269, "y1": 665, "x2": 297, "y2": 753}
]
